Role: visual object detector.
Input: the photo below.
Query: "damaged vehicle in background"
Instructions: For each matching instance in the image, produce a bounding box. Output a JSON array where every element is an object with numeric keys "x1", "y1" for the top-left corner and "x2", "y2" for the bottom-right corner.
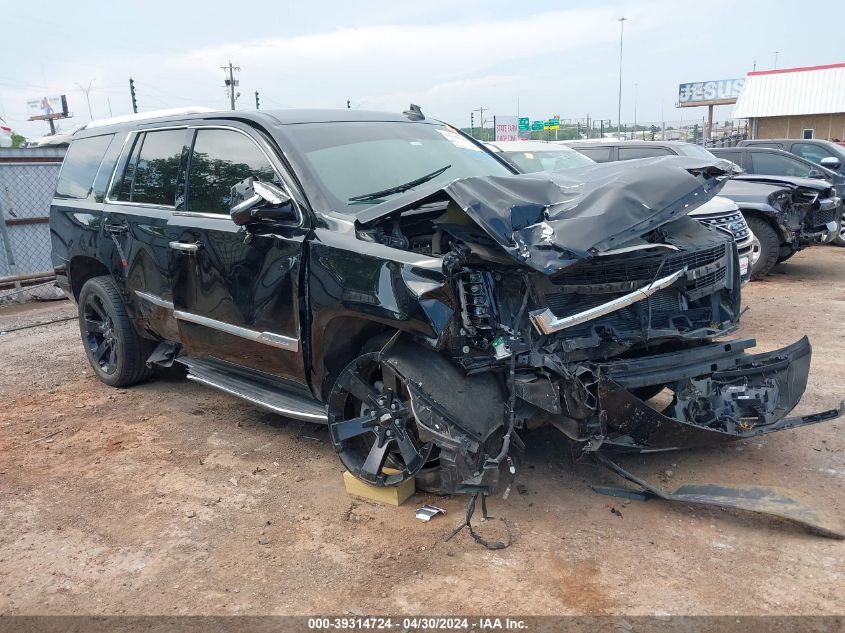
[
  {"x1": 564, "y1": 139, "x2": 842, "y2": 279},
  {"x1": 50, "y1": 107, "x2": 845, "y2": 540},
  {"x1": 486, "y1": 140, "x2": 753, "y2": 282}
]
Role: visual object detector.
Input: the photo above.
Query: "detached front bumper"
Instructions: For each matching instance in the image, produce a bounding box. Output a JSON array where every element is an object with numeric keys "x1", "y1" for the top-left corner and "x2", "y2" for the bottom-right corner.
[{"x1": 595, "y1": 336, "x2": 844, "y2": 451}]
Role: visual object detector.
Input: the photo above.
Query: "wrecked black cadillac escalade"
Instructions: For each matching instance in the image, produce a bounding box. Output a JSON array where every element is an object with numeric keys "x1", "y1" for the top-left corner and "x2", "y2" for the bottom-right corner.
[{"x1": 50, "y1": 108, "x2": 843, "y2": 533}]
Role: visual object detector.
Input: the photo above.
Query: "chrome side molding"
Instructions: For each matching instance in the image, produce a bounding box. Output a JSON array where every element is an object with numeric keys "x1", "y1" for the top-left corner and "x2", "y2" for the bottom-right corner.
[
  {"x1": 134, "y1": 290, "x2": 174, "y2": 310},
  {"x1": 173, "y1": 310, "x2": 299, "y2": 352},
  {"x1": 529, "y1": 267, "x2": 688, "y2": 335}
]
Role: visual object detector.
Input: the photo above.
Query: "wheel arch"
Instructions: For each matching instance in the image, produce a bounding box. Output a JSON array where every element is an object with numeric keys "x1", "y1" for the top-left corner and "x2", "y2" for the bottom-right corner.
[
  {"x1": 312, "y1": 315, "x2": 399, "y2": 401},
  {"x1": 69, "y1": 256, "x2": 113, "y2": 301}
]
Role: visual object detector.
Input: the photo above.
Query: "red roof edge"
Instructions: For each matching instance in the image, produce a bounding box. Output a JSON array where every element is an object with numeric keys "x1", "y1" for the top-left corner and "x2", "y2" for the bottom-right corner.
[{"x1": 748, "y1": 62, "x2": 845, "y2": 76}]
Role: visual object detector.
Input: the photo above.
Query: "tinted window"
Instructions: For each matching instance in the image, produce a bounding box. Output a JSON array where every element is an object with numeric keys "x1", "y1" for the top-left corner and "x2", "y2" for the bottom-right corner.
[
  {"x1": 749, "y1": 152, "x2": 811, "y2": 177},
  {"x1": 131, "y1": 130, "x2": 188, "y2": 206},
  {"x1": 746, "y1": 142, "x2": 782, "y2": 149},
  {"x1": 55, "y1": 134, "x2": 115, "y2": 199},
  {"x1": 792, "y1": 143, "x2": 835, "y2": 165},
  {"x1": 115, "y1": 130, "x2": 187, "y2": 205},
  {"x1": 711, "y1": 151, "x2": 743, "y2": 168},
  {"x1": 618, "y1": 146, "x2": 674, "y2": 160},
  {"x1": 188, "y1": 129, "x2": 277, "y2": 214},
  {"x1": 573, "y1": 146, "x2": 613, "y2": 162}
]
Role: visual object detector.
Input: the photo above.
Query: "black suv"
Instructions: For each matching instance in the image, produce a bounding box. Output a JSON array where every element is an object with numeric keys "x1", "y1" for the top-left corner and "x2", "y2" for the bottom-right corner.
[
  {"x1": 710, "y1": 146, "x2": 845, "y2": 247},
  {"x1": 50, "y1": 109, "x2": 841, "y2": 498}
]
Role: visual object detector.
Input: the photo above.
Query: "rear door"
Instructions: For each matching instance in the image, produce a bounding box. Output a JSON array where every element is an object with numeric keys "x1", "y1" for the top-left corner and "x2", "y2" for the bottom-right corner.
[
  {"x1": 103, "y1": 127, "x2": 192, "y2": 342},
  {"x1": 167, "y1": 124, "x2": 310, "y2": 387}
]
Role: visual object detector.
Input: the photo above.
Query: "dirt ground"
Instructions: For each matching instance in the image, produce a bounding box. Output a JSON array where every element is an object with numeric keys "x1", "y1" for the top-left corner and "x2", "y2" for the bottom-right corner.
[{"x1": 1, "y1": 246, "x2": 843, "y2": 617}]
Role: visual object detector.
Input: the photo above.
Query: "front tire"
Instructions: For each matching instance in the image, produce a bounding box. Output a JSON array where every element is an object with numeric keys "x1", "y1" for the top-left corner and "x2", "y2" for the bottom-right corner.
[
  {"x1": 745, "y1": 216, "x2": 780, "y2": 279},
  {"x1": 831, "y1": 217, "x2": 845, "y2": 247},
  {"x1": 78, "y1": 276, "x2": 155, "y2": 387}
]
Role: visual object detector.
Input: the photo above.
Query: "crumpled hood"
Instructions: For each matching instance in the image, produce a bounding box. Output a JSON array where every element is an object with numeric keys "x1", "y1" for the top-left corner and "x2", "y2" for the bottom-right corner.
[{"x1": 357, "y1": 155, "x2": 732, "y2": 274}]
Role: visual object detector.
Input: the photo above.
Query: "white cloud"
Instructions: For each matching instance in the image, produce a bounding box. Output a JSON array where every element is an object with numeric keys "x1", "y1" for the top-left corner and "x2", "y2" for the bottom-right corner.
[{"x1": 4, "y1": 2, "x2": 673, "y2": 137}]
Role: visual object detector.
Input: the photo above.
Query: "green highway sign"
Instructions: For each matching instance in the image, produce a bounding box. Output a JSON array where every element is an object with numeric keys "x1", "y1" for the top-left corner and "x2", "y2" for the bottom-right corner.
[
  {"x1": 518, "y1": 117, "x2": 530, "y2": 131},
  {"x1": 531, "y1": 120, "x2": 544, "y2": 131},
  {"x1": 546, "y1": 117, "x2": 560, "y2": 130}
]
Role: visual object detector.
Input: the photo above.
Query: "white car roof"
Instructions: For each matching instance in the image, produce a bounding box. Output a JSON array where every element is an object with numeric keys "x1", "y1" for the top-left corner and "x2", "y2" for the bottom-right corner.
[{"x1": 485, "y1": 140, "x2": 580, "y2": 153}]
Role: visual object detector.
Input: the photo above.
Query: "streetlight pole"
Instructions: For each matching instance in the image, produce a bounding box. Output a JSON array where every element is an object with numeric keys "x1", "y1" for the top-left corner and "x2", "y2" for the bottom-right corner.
[
  {"x1": 617, "y1": 17, "x2": 626, "y2": 139},
  {"x1": 75, "y1": 79, "x2": 95, "y2": 120},
  {"x1": 633, "y1": 82, "x2": 638, "y2": 138},
  {"x1": 774, "y1": 50, "x2": 780, "y2": 69}
]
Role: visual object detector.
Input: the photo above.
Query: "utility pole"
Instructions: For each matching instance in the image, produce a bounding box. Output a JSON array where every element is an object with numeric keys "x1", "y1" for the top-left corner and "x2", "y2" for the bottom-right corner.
[
  {"x1": 347, "y1": 99, "x2": 351, "y2": 109},
  {"x1": 255, "y1": 91, "x2": 260, "y2": 110},
  {"x1": 617, "y1": 17, "x2": 626, "y2": 139},
  {"x1": 221, "y1": 61, "x2": 241, "y2": 110},
  {"x1": 129, "y1": 78, "x2": 138, "y2": 114},
  {"x1": 75, "y1": 79, "x2": 95, "y2": 120},
  {"x1": 470, "y1": 112, "x2": 475, "y2": 138},
  {"x1": 773, "y1": 50, "x2": 780, "y2": 69}
]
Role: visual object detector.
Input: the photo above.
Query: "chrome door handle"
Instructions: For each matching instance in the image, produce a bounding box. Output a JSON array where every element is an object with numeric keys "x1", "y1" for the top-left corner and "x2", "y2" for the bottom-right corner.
[{"x1": 169, "y1": 241, "x2": 201, "y2": 253}]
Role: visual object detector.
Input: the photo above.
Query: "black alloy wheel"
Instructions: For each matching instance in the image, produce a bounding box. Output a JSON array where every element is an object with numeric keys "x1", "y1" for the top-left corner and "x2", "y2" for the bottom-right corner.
[
  {"x1": 327, "y1": 352, "x2": 434, "y2": 487},
  {"x1": 77, "y1": 276, "x2": 155, "y2": 387},
  {"x1": 82, "y1": 292, "x2": 118, "y2": 375}
]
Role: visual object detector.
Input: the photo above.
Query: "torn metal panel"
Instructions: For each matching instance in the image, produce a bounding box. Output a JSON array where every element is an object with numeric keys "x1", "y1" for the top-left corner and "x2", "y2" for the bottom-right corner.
[
  {"x1": 592, "y1": 453, "x2": 845, "y2": 539},
  {"x1": 357, "y1": 156, "x2": 733, "y2": 274}
]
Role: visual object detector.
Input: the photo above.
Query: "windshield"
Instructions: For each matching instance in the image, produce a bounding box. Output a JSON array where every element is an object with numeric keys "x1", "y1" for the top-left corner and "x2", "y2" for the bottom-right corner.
[
  {"x1": 673, "y1": 143, "x2": 717, "y2": 159},
  {"x1": 501, "y1": 149, "x2": 594, "y2": 173},
  {"x1": 279, "y1": 121, "x2": 513, "y2": 213}
]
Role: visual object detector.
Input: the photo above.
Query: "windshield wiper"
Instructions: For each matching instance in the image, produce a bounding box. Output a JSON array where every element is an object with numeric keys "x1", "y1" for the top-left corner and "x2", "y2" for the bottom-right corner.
[{"x1": 348, "y1": 164, "x2": 451, "y2": 203}]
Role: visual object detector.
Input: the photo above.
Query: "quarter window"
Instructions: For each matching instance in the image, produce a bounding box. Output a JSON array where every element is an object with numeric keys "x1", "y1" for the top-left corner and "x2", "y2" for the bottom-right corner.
[
  {"x1": 187, "y1": 129, "x2": 277, "y2": 214},
  {"x1": 55, "y1": 134, "x2": 115, "y2": 199}
]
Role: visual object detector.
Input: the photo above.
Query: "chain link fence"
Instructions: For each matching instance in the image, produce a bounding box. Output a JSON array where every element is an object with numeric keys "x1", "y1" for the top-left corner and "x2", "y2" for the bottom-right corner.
[{"x1": 0, "y1": 148, "x2": 66, "y2": 304}]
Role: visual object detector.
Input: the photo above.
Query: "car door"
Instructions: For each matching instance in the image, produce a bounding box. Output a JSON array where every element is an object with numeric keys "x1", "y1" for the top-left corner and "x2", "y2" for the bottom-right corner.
[
  {"x1": 167, "y1": 124, "x2": 310, "y2": 387},
  {"x1": 103, "y1": 127, "x2": 192, "y2": 342}
]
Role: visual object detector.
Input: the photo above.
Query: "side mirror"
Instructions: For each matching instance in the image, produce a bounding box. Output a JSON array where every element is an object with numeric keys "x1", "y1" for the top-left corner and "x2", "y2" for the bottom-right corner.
[
  {"x1": 820, "y1": 156, "x2": 842, "y2": 170},
  {"x1": 229, "y1": 177, "x2": 296, "y2": 226}
]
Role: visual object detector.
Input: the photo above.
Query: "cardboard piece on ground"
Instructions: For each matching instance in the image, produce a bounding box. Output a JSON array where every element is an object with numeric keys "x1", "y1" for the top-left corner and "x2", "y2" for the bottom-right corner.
[{"x1": 342, "y1": 470, "x2": 415, "y2": 506}]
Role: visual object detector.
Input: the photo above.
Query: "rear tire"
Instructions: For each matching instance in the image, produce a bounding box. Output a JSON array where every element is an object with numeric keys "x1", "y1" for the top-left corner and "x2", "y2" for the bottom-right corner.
[
  {"x1": 746, "y1": 216, "x2": 780, "y2": 279},
  {"x1": 78, "y1": 275, "x2": 155, "y2": 387}
]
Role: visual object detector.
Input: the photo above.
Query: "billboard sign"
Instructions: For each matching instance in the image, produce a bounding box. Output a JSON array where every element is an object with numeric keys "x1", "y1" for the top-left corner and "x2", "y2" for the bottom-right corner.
[
  {"x1": 26, "y1": 95, "x2": 69, "y2": 120},
  {"x1": 678, "y1": 79, "x2": 745, "y2": 107},
  {"x1": 494, "y1": 115, "x2": 519, "y2": 142}
]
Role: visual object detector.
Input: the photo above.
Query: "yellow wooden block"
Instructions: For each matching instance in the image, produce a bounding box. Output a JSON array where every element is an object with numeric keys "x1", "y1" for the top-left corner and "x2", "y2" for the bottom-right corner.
[{"x1": 342, "y1": 470, "x2": 415, "y2": 506}]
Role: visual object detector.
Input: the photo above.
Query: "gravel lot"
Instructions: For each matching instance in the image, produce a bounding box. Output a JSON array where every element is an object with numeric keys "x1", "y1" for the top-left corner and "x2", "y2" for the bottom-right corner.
[{"x1": 1, "y1": 247, "x2": 843, "y2": 616}]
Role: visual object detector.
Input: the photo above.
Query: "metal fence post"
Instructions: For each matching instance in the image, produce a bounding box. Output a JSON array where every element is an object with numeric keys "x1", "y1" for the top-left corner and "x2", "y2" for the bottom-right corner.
[{"x1": 0, "y1": 193, "x2": 24, "y2": 304}]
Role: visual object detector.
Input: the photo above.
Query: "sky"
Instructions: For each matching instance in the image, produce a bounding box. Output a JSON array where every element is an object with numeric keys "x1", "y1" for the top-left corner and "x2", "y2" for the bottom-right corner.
[{"x1": 2, "y1": 0, "x2": 844, "y2": 138}]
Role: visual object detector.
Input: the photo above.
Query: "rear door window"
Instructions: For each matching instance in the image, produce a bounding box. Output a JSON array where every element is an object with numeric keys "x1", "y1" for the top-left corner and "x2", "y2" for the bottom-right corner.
[
  {"x1": 130, "y1": 130, "x2": 190, "y2": 206},
  {"x1": 55, "y1": 134, "x2": 115, "y2": 199},
  {"x1": 187, "y1": 128, "x2": 277, "y2": 214},
  {"x1": 573, "y1": 146, "x2": 613, "y2": 162},
  {"x1": 618, "y1": 146, "x2": 674, "y2": 161}
]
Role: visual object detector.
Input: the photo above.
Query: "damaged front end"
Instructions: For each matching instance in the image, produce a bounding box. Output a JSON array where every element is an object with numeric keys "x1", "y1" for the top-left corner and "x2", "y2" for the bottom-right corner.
[{"x1": 323, "y1": 156, "x2": 842, "y2": 531}]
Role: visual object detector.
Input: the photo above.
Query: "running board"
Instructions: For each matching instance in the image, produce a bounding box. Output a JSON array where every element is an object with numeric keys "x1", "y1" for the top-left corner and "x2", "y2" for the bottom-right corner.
[{"x1": 178, "y1": 357, "x2": 328, "y2": 422}]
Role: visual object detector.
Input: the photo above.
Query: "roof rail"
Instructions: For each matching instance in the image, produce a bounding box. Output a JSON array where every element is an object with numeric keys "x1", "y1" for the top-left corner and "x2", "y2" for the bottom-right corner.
[{"x1": 82, "y1": 106, "x2": 217, "y2": 130}]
